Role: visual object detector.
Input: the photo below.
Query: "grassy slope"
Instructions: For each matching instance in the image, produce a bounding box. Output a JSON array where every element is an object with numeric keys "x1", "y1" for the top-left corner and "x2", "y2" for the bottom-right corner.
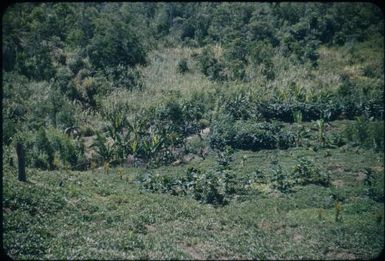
[
  {"x1": 100, "y1": 39, "x2": 384, "y2": 121},
  {"x1": 100, "y1": 48, "x2": 217, "y2": 116},
  {"x1": 3, "y1": 122, "x2": 384, "y2": 259},
  {"x1": 3, "y1": 42, "x2": 385, "y2": 259}
]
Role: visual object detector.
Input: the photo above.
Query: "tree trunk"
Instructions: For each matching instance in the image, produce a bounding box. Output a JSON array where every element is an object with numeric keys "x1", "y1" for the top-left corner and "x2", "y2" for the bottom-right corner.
[{"x1": 16, "y1": 143, "x2": 26, "y2": 182}]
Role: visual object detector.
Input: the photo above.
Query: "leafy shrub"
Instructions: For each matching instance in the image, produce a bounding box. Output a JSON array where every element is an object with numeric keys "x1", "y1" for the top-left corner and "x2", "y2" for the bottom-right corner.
[
  {"x1": 137, "y1": 157, "x2": 331, "y2": 205},
  {"x1": 106, "y1": 65, "x2": 144, "y2": 91},
  {"x1": 250, "y1": 41, "x2": 275, "y2": 65},
  {"x1": 86, "y1": 17, "x2": 147, "y2": 70},
  {"x1": 344, "y1": 117, "x2": 384, "y2": 151},
  {"x1": 222, "y1": 93, "x2": 261, "y2": 121},
  {"x1": 55, "y1": 66, "x2": 74, "y2": 94},
  {"x1": 31, "y1": 129, "x2": 55, "y2": 170},
  {"x1": 269, "y1": 157, "x2": 329, "y2": 193},
  {"x1": 197, "y1": 47, "x2": 227, "y2": 81},
  {"x1": 80, "y1": 125, "x2": 95, "y2": 137},
  {"x1": 191, "y1": 169, "x2": 228, "y2": 205},
  {"x1": 363, "y1": 168, "x2": 384, "y2": 202},
  {"x1": 216, "y1": 145, "x2": 234, "y2": 170},
  {"x1": 152, "y1": 96, "x2": 207, "y2": 139},
  {"x1": 260, "y1": 97, "x2": 379, "y2": 123},
  {"x1": 73, "y1": 75, "x2": 109, "y2": 108},
  {"x1": 210, "y1": 119, "x2": 295, "y2": 151},
  {"x1": 327, "y1": 132, "x2": 346, "y2": 147},
  {"x1": 232, "y1": 122, "x2": 279, "y2": 150},
  {"x1": 257, "y1": 102, "x2": 342, "y2": 123},
  {"x1": 186, "y1": 136, "x2": 206, "y2": 155},
  {"x1": 55, "y1": 105, "x2": 77, "y2": 130},
  {"x1": 177, "y1": 58, "x2": 189, "y2": 74},
  {"x1": 137, "y1": 167, "x2": 244, "y2": 206},
  {"x1": 20, "y1": 128, "x2": 86, "y2": 170},
  {"x1": 270, "y1": 164, "x2": 292, "y2": 193},
  {"x1": 291, "y1": 157, "x2": 330, "y2": 186},
  {"x1": 91, "y1": 132, "x2": 115, "y2": 165},
  {"x1": 47, "y1": 128, "x2": 86, "y2": 169},
  {"x1": 67, "y1": 51, "x2": 85, "y2": 74},
  {"x1": 157, "y1": 100, "x2": 184, "y2": 127},
  {"x1": 181, "y1": 93, "x2": 210, "y2": 133}
]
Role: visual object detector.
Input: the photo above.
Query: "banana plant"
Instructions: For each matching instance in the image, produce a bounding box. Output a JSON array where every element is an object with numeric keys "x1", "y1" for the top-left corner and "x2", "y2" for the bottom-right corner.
[
  {"x1": 127, "y1": 119, "x2": 146, "y2": 157},
  {"x1": 129, "y1": 138, "x2": 139, "y2": 156},
  {"x1": 102, "y1": 103, "x2": 128, "y2": 134},
  {"x1": 115, "y1": 130, "x2": 132, "y2": 161},
  {"x1": 141, "y1": 133, "x2": 164, "y2": 159},
  {"x1": 90, "y1": 132, "x2": 114, "y2": 164}
]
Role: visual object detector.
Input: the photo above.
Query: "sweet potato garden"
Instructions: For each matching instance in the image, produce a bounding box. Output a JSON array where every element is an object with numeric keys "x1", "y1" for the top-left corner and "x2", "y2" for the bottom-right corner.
[{"x1": 2, "y1": 2, "x2": 384, "y2": 260}]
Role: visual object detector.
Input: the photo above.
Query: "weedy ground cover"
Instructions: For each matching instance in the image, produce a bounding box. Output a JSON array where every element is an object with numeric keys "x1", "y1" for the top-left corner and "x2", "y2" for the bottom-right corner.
[{"x1": 3, "y1": 138, "x2": 383, "y2": 259}]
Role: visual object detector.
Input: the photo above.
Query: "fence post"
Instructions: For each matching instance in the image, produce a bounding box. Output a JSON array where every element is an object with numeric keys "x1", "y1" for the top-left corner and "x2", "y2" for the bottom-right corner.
[{"x1": 16, "y1": 143, "x2": 26, "y2": 182}]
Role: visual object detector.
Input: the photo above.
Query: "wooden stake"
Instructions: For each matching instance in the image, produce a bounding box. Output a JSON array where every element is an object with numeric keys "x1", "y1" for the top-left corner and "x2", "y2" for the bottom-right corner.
[{"x1": 16, "y1": 143, "x2": 26, "y2": 182}]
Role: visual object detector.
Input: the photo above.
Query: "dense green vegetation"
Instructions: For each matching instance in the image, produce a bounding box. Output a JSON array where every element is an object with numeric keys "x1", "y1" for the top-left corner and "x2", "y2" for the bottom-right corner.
[{"x1": 2, "y1": 2, "x2": 384, "y2": 259}]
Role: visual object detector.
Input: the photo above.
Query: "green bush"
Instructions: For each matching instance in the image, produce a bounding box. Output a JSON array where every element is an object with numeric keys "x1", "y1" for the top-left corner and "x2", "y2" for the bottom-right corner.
[
  {"x1": 210, "y1": 119, "x2": 295, "y2": 151},
  {"x1": 344, "y1": 117, "x2": 384, "y2": 151},
  {"x1": 86, "y1": 17, "x2": 147, "y2": 70},
  {"x1": 216, "y1": 145, "x2": 234, "y2": 170},
  {"x1": 106, "y1": 65, "x2": 144, "y2": 91},
  {"x1": 177, "y1": 58, "x2": 189, "y2": 74},
  {"x1": 137, "y1": 157, "x2": 331, "y2": 205},
  {"x1": 271, "y1": 164, "x2": 292, "y2": 193},
  {"x1": 326, "y1": 132, "x2": 346, "y2": 147},
  {"x1": 67, "y1": 51, "x2": 85, "y2": 74},
  {"x1": 80, "y1": 125, "x2": 95, "y2": 137},
  {"x1": 222, "y1": 93, "x2": 261, "y2": 121},
  {"x1": 34, "y1": 129, "x2": 55, "y2": 170},
  {"x1": 186, "y1": 136, "x2": 206, "y2": 155},
  {"x1": 269, "y1": 157, "x2": 330, "y2": 193},
  {"x1": 21, "y1": 128, "x2": 86, "y2": 170},
  {"x1": 292, "y1": 157, "x2": 330, "y2": 186},
  {"x1": 191, "y1": 169, "x2": 228, "y2": 205},
  {"x1": 55, "y1": 66, "x2": 74, "y2": 94},
  {"x1": 363, "y1": 168, "x2": 384, "y2": 202},
  {"x1": 197, "y1": 47, "x2": 227, "y2": 82},
  {"x1": 137, "y1": 167, "x2": 245, "y2": 206},
  {"x1": 91, "y1": 132, "x2": 115, "y2": 165},
  {"x1": 257, "y1": 102, "x2": 342, "y2": 123},
  {"x1": 47, "y1": 128, "x2": 86, "y2": 169}
]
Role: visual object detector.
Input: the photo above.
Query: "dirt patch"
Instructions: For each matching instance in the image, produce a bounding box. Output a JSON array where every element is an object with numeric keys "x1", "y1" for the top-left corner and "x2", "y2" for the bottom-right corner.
[
  {"x1": 257, "y1": 219, "x2": 272, "y2": 231},
  {"x1": 331, "y1": 179, "x2": 345, "y2": 188},
  {"x1": 292, "y1": 233, "x2": 303, "y2": 241},
  {"x1": 356, "y1": 171, "x2": 367, "y2": 182},
  {"x1": 327, "y1": 164, "x2": 344, "y2": 173},
  {"x1": 181, "y1": 244, "x2": 204, "y2": 260},
  {"x1": 145, "y1": 224, "x2": 157, "y2": 233},
  {"x1": 326, "y1": 250, "x2": 356, "y2": 260},
  {"x1": 216, "y1": 255, "x2": 236, "y2": 260},
  {"x1": 269, "y1": 191, "x2": 282, "y2": 198},
  {"x1": 372, "y1": 166, "x2": 384, "y2": 173}
]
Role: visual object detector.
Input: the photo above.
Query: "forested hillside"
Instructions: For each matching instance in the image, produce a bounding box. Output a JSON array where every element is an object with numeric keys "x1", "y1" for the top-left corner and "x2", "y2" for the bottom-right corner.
[{"x1": 2, "y1": 2, "x2": 384, "y2": 259}]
